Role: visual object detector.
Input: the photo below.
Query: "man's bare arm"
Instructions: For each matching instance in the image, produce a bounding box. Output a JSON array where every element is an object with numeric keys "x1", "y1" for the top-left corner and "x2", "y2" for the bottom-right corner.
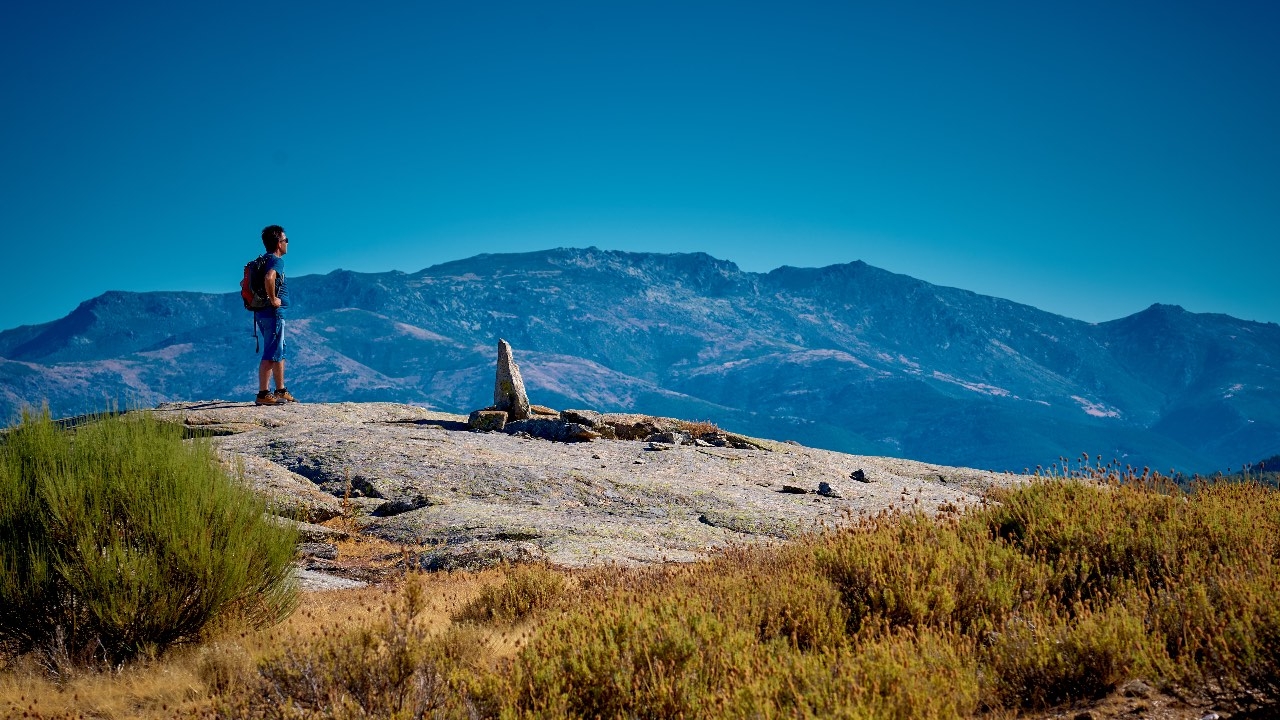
[{"x1": 264, "y1": 270, "x2": 281, "y2": 307}]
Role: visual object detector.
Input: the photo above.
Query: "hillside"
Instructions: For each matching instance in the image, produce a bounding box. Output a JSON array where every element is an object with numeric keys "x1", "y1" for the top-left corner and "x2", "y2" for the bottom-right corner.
[{"x1": 1, "y1": 248, "x2": 1277, "y2": 473}]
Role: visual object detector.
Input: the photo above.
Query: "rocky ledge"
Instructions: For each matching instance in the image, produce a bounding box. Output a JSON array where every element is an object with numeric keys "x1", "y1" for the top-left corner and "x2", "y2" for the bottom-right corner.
[{"x1": 152, "y1": 400, "x2": 1023, "y2": 575}]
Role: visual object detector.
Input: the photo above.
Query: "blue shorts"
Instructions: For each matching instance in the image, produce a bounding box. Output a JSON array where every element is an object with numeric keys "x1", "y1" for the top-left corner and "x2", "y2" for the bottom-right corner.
[{"x1": 255, "y1": 313, "x2": 286, "y2": 362}]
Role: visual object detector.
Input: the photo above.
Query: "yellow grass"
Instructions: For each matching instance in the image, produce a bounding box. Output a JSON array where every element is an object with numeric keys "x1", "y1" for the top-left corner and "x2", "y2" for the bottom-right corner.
[
  {"x1": 0, "y1": 565, "x2": 504, "y2": 719},
  {"x1": 3, "y1": 475, "x2": 1278, "y2": 719}
]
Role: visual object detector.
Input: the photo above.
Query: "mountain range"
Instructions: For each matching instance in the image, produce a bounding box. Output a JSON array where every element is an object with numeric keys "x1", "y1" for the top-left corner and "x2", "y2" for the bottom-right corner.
[{"x1": 1, "y1": 248, "x2": 1276, "y2": 473}]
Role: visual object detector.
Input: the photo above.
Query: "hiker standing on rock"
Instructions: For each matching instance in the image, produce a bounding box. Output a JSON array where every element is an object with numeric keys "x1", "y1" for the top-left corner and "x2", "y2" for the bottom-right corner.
[{"x1": 254, "y1": 225, "x2": 297, "y2": 405}]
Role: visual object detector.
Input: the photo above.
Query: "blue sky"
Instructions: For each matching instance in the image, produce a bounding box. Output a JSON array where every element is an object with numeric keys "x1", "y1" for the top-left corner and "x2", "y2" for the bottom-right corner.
[{"x1": 2, "y1": 1, "x2": 1277, "y2": 332}]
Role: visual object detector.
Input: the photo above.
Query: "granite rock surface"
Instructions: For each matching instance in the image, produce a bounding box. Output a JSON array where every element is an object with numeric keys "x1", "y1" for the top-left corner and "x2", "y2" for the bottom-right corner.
[{"x1": 154, "y1": 400, "x2": 1024, "y2": 569}]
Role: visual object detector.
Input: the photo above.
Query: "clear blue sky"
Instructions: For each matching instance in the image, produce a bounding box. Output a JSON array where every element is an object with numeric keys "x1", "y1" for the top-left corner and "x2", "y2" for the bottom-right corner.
[{"x1": 2, "y1": 1, "x2": 1277, "y2": 332}]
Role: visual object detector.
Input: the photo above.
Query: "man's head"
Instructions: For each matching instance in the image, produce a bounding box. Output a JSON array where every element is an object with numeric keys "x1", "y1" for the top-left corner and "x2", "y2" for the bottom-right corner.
[{"x1": 261, "y1": 225, "x2": 288, "y2": 254}]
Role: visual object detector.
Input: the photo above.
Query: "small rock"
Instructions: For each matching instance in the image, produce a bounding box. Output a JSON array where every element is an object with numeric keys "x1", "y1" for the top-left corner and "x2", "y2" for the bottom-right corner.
[
  {"x1": 785, "y1": 440, "x2": 801, "y2": 446},
  {"x1": 494, "y1": 339, "x2": 531, "y2": 421},
  {"x1": 700, "y1": 433, "x2": 730, "y2": 447},
  {"x1": 270, "y1": 516, "x2": 350, "y2": 542},
  {"x1": 372, "y1": 494, "x2": 434, "y2": 517},
  {"x1": 817, "y1": 482, "x2": 841, "y2": 498},
  {"x1": 851, "y1": 469, "x2": 871, "y2": 483},
  {"x1": 561, "y1": 409, "x2": 603, "y2": 428},
  {"x1": 646, "y1": 442, "x2": 672, "y2": 451},
  {"x1": 780, "y1": 485, "x2": 810, "y2": 494},
  {"x1": 294, "y1": 568, "x2": 367, "y2": 591},
  {"x1": 1200, "y1": 714, "x2": 1219, "y2": 720},
  {"x1": 694, "y1": 439, "x2": 712, "y2": 447},
  {"x1": 645, "y1": 431, "x2": 692, "y2": 445},
  {"x1": 504, "y1": 418, "x2": 599, "y2": 442},
  {"x1": 1121, "y1": 679, "x2": 1153, "y2": 698},
  {"x1": 529, "y1": 404, "x2": 559, "y2": 416},
  {"x1": 341, "y1": 496, "x2": 387, "y2": 518},
  {"x1": 419, "y1": 540, "x2": 546, "y2": 572},
  {"x1": 468, "y1": 409, "x2": 508, "y2": 431},
  {"x1": 633, "y1": 459, "x2": 645, "y2": 465},
  {"x1": 297, "y1": 542, "x2": 338, "y2": 560},
  {"x1": 600, "y1": 415, "x2": 664, "y2": 440},
  {"x1": 591, "y1": 453, "x2": 601, "y2": 459}
]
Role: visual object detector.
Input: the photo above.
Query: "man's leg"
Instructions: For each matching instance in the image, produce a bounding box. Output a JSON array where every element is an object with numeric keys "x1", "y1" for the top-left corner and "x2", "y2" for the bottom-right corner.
[
  {"x1": 255, "y1": 314, "x2": 285, "y2": 405},
  {"x1": 258, "y1": 359, "x2": 273, "y2": 392},
  {"x1": 273, "y1": 361, "x2": 285, "y2": 392}
]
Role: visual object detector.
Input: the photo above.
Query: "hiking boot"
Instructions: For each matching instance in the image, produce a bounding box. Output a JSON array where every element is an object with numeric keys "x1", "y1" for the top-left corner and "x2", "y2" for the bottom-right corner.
[
  {"x1": 274, "y1": 388, "x2": 298, "y2": 403},
  {"x1": 255, "y1": 390, "x2": 281, "y2": 406}
]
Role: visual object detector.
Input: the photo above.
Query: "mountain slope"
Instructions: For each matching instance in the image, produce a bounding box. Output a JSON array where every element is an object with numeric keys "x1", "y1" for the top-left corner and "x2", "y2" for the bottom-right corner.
[{"x1": 1, "y1": 248, "x2": 1276, "y2": 473}]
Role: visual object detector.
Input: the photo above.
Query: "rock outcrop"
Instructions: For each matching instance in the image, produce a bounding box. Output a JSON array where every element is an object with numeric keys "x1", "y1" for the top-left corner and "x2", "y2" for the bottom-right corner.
[
  {"x1": 471, "y1": 344, "x2": 766, "y2": 452},
  {"x1": 493, "y1": 339, "x2": 530, "y2": 421},
  {"x1": 560, "y1": 409, "x2": 603, "y2": 428},
  {"x1": 148, "y1": 400, "x2": 1024, "y2": 573},
  {"x1": 468, "y1": 409, "x2": 507, "y2": 431},
  {"x1": 503, "y1": 418, "x2": 599, "y2": 442}
]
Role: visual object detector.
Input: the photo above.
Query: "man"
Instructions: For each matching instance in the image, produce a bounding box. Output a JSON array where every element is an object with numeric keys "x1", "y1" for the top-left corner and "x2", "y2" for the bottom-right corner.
[{"x1": 254, "y1": 225, "x2": 298, "y2": 405}]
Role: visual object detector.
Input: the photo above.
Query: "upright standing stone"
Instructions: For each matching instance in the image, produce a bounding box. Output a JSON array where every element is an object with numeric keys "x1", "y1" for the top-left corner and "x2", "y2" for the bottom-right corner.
[{"x1": 494, "y1": 339, "x2": 531, "y2": 420}]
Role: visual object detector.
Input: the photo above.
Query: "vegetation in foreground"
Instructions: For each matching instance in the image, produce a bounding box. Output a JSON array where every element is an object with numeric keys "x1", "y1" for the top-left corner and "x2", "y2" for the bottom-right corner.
[
  {"x1": 226, "y1": 477, "x2": 1280, "y2": 719},
  {"x1": 0, "y1": 410, "x2": 298, "y2": 668},
  {"x1": 1, "y1": 414, "x2": 1277, "y2": 718}
]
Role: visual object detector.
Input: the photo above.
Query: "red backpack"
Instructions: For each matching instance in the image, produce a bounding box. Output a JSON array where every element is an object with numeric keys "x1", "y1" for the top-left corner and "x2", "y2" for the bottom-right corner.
[
  {"x1": 240, "y1": 255, "x2": 272, "y2": 352},
  {"x1": 240, "y1": 255, "x2": 270, "y2": 311}
]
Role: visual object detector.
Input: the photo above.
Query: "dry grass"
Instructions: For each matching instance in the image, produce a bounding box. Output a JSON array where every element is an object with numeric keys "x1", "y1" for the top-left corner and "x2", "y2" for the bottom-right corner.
[
  {"x1": 0, "y1": 557, "x2": 505, "y2": 718},
  {"x1": 4, "y1": 473, "x2": 1278, "y2": 719},
  {"x1": 675, "y1": 418, "x2": 721, "y2": 437}
]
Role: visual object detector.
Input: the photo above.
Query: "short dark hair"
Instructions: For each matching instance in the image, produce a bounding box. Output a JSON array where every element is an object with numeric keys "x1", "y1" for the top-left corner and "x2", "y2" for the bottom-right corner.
[{"x1": 261, "y1": 225, "x2": 286, "y2": 252}]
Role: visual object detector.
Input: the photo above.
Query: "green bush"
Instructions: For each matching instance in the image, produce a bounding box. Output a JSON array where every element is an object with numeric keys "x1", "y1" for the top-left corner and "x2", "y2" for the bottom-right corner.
[{"x1": 0, "y1": 409, "x2": 298, "y2": 664}]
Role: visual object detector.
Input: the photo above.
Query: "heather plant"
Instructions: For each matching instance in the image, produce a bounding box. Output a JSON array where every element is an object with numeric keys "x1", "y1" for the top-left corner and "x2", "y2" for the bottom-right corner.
[
  {"x1": 0, "y1": 410, "x2": 298, "y2": 665},
  {"x1": 246, "y1": 573, "x2": 483, "y2": 718},
  {"x1": 980, "y1": 596, "x2": 1158, "y2": 707},
  {"x1": 200, "y1": 473, "x2": 1280, "y2": 719},
  {"x1": 453, "y1": 563, "x2": 565, "y2": 625},
  {"x1": 814, "y1": 510, "x2": 1043, "y2": 636},
  {"x1": 492, "y1": 478, "x2": 1280, "y2": 716}
]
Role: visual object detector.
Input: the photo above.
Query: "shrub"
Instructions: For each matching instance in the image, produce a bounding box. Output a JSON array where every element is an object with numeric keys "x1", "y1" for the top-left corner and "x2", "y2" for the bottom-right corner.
[
  {"x1": 507, "y1": 591, "x2": 757, "y2": 718},
  {"x1": 206, "y1": 475, "x2": 1280, "y2": 717},
  {"x1": 453, "y1": 564, "x2": 565, "y2": 625},
  {"x1": 982, "y1": 598, "x2": 1157, "y2": 708},
  {"x1": 676, "y1": 419, "x2": 720, "y2": 437},
  {"x1": 782, "y1": 627, "x2": 982, "y2": 719},
  {"x1": 249, "y1": 574, "x2": 482, "y2": 718},
  {"x1": 0, "y1": 410, "x2": 298, "y2": 664},
  {"x1": 815, "y1": 510, "x2": 1040, "y2": 636}
]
